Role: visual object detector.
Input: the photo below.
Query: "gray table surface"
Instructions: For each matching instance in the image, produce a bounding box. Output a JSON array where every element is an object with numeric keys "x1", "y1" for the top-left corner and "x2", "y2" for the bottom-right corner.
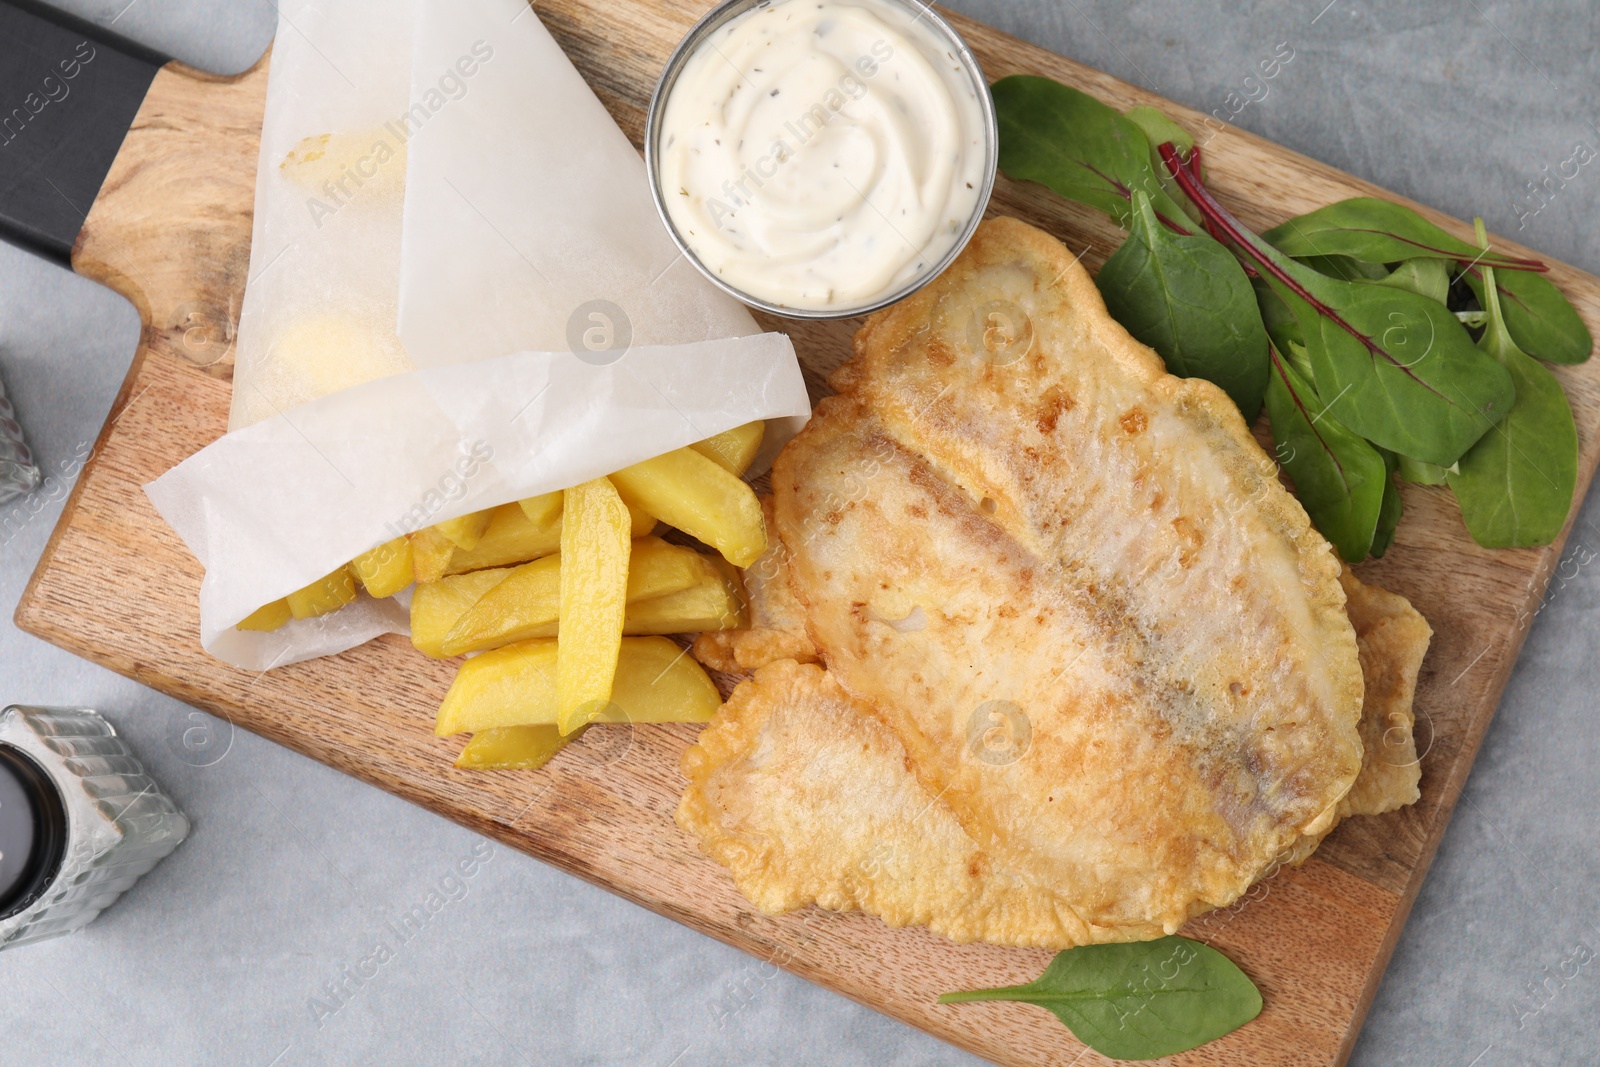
[{"x1": 1, "y1": 1, "x2": 1597, "y2": 1064}]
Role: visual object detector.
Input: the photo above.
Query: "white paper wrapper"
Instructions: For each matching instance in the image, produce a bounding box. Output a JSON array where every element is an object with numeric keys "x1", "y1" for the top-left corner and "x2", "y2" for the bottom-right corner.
[
  {"x1": 228, "y1": 0, "x2": 418, "y2": 430},
  {"x1": 147, "y1": 0, "x2": 811, "y2": 670},
  {"x1": 397, "y1": 0, "x2": 758, "y2": 365}
]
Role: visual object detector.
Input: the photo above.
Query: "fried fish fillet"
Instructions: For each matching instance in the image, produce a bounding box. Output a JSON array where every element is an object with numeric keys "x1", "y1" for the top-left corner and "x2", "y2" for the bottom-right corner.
[
  {"x1": 679, "y1": 658, "x2": 1158, "y2": 947},
  {"x1": 678, "y1": 537, "x2": 1428, "y2": 948},
  {"x1": 1333, "y1": 567, "x2": 1428, "y2": 817},
  {"x1": 762, "y1": 217, "x2": 1365, "y2": 936}
]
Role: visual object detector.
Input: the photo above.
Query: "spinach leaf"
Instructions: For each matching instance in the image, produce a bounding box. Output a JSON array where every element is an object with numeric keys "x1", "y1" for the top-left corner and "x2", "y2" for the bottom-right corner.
[
  {"x1": 1161, "y1": 147, "x2": 1515, "y2": 467},
  {"x1": 1124, "y1": 105, "x2": 1194, "y2": 158},
  {"x1": 1283, "y1": 272, "x2": 1514, "y2": 465},
  {"x1": 1461, "y1": 263, "x2": 1593, "y2": 365},
  {"x1": 939, "y1": 936, "x2": 1261, "y2": 1061},
  {"x1": 1397, "y1": 454, "x2": 1450, "y2": 485},
  {"x1": 993, "y1": 76, "x2": 1191, "y2": 231},
  {"x1": 1447, "y1": 224, "x2": 1579, "y2": 547},
  {"x1": 1299, "y1": 254, "x2": 1389, "y2": 282},
  {"x1": 1371, "y1": 448, "x2": 1403, "y2": 558},
  {"x1": 1255, "y1": 279, "x2": 1303, "y2": 352},
  {"x1": 1265, "y1": 197, "x2": 1589, "y2": 362},
  {"x1": 1266, "y1": 348, "x2": 1388, "y2": 561},
  {"x1": 1261, "y1": 197, "x2": 1545, "y2": 271},
  {"x1": 1098, "y1": 192, "x2": 1269, "y2": 417},
  {"x1": 1374, "y1": 258, "x2": 1451, "y2": 305},
  {"x1": 1123, "y1": 105, "x2": 1200, "y2": 224}
]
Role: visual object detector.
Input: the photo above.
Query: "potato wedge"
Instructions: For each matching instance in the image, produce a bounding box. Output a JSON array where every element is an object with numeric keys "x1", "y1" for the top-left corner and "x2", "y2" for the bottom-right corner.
[
  {"x1": 287, "y1": 566, "x2": 358, "y2": 619},
  {"x1": 434, "y1": 510, "x2": 492, "y2": 551},
  {"x1": 454, "y1": 725, "x2": 577, "y2": 770},
  {"x1": 690, "y1": 421, "x2": 765, "y2": 477},
  {"x1": 517, "y1": 490, "x2": 562, "y2": 526},
  {"x1": 442, "y1": 555, "x2": 562, "y2": 653},
  {"x1": 410, "y1": 567, "x2": 515, "y2": 657},
  {"x1": 350, "y1": 536, "x2": 415, "y2": 598},
  {"x1": 409, "y1": 526, "x2": 457, "y2": 583},
  {"x1": 624, "y1": 567, "x2": 748, "y2": 635},
  {"x1": 557, "y1": 478, "x2": 632, "y2": 734},
  {"x1": 437, "y1": 636, "x2": 721, "y2": 735},
  {"x1": 439, "y1": 503, "x2": 557, "y2": 575},
  {"x1": 237, "y1": 598, "x2": 292, "y2": 632},
  {"x1": 440, "y1": 537, "x2": 711, "y2": 656},
  {"x1": 441, "y1": 501, "x2": 650, "y2": 576},
  {"x1": 609, "y1": 447, "x2": 766, "y2": 567}
]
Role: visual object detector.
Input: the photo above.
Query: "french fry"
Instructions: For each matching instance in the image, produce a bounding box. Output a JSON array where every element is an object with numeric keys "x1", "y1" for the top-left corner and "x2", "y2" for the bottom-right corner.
[
  {"x1": 556, "y1": 478, "x2": 632, "y2": 735},
  {"x1": 440, "y1": 503, "x2": 558, "y2": 575},
  {"x1": 454, "y1": 725, "x2": 577, "y2": 770},
  {"x1": 437, "y1": 636, "x2": 721, "y2": 735},
  {"x1": 409, "y1": 526, "x2": 457, "y2": 583},
  {"x1": 237, "y1": 598, "x2": 292, "y2": 632},
  {"x1": 440, "y1": 537, "x2": 710, "y2": 656},
  {"x1": 623, "y1": 567, "x2": 747, "y2": 635},
  {"x1": 441, "y1": 501, "x2": 651, "y2": 576},
  {"x1": 434, "y1": 510, "x2": 492, "y2": 551},
  {"x1": 517, "y1": 490, "x2": 562, "y2": 526},
  {"x1": 350, "y1": 536, "x2": 415, "y2": 598},
  {"x1": 286, "y1": 566, "x2": 359, "y2": 619},
  {"x1": 410, "y1": 567, "x2": 515, "y2": 657},
  {"x1": 690, "y1": 421, "x2": 765, "y2": 476},
  {"x1": 609, "y1": 447, "x2": 766, "y2": 567}
]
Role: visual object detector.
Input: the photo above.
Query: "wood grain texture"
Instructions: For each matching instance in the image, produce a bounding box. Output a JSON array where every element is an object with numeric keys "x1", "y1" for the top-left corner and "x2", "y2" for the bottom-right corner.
[{"x1": 17, "y1": 4, "x2": 1600, "y2": 1064}]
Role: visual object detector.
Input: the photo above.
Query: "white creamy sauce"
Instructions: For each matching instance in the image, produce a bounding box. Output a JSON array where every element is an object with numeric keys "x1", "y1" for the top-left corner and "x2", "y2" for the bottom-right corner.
[{"x1": 657, "y1": 0, "x2": 989, "y2": 311}]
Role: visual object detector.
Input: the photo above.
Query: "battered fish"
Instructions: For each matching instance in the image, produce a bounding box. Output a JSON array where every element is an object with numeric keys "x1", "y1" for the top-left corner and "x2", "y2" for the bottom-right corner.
[
  {"x1": 764, "y1": 218, "x2": 1365, "y2": 934},
  {"x1": 679, "y1": 533, "x2": 1428, "y2": 948},
  {"x1": 679, "y1": 658, "x2": 1162, "y2": 947}
]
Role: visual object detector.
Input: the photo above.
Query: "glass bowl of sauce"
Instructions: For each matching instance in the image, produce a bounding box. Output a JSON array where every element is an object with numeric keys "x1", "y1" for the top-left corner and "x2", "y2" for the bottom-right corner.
[{"x1": 646, "y1": 0, "x2": 997, "y2": 319}]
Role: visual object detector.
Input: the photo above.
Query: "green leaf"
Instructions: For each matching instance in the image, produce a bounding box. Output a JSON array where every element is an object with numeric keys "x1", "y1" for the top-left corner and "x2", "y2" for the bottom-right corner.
[
  {"x1": 1371, "y1": 449, "x2": 1403, "y2": 558},
  {"x1": 1373, "y1": 258, "x2": 1451, "y2": 305},
  {"x1": 1122, "y1": 106, "x2": 1201, "y2": 225},
  {"x1": 1397, "y1": 454, "x2": 1450, "y2": 485},
  {"x1": 938, "y1": 936, "x2": 1261, "y2": 1061},
  {"x1": 1447, "y1": 222, "x2": 1579, "y2": 548},
  {"x1": 1266, "y1": 348, "x2": 1388, "y2": 561},
  {"x1": 1255, "y1": 280, "x2": 1305, "y2": 352},
  {"x1": 1262, "y1": 197, "x2": 1542, "y2": 271},
  {"x1": 1298, "y1": 254, "x2": 1389, "y2": 283},
  {"x1": 993, "y1": 76, "x2": 1191, "y2": 230},
  {"x1": 1097, "y1": 192, "x2": 1270, "y2": 418},
  {"x1": 1262, "y1": 249, "x2": 1514, "y2": 467},
  {"x1": 1124, "y1": 106, "x2": 1194, "y2": 158},
  {"x1": 1461, "y1": 262, "x2": 1593, "y2": 364},
  {"x1": 1162, "y1": 151, "x2": 1516, "y2": 467},
  {"x1": 1267, "y1": 197, "x2": 1589, "y2": 364}
]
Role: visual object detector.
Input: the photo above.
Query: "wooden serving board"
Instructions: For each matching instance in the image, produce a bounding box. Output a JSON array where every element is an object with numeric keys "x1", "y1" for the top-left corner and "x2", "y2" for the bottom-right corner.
[{"x1": 18, "y1": 3, "x2": 1600, "y2": 1064}]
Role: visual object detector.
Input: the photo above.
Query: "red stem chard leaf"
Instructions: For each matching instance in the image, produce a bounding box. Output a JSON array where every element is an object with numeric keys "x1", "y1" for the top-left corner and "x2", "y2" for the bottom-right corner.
[
  {"x1": 1260, "y1": 197, "x2": 1547, "y2": 272},
  {"x1": 1160, "y1": 143, "x2": 1515, "y2": 467},
  {"x1": 1461, "y1": 263, "x2": 1593, "y2": 365},
  {"x1": 1098, "y1": 191, "x2": 1270, "y2": 418},
  {"x1": 938, "y1": 936, "x2": 1261, "y2": 1061},
  {"x1": 990, "y1": 75, "x2": 1582, "y2": 557},
  {"x1": 1446, "y1": 221, "x2": 1580, "y2": 548},
  {"x1": 1267, "y1": 346, "x2": 1388, "y2": 561},
  {"x1": 993, "y1": 76, "x2": 1193, "y2": 232}
]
